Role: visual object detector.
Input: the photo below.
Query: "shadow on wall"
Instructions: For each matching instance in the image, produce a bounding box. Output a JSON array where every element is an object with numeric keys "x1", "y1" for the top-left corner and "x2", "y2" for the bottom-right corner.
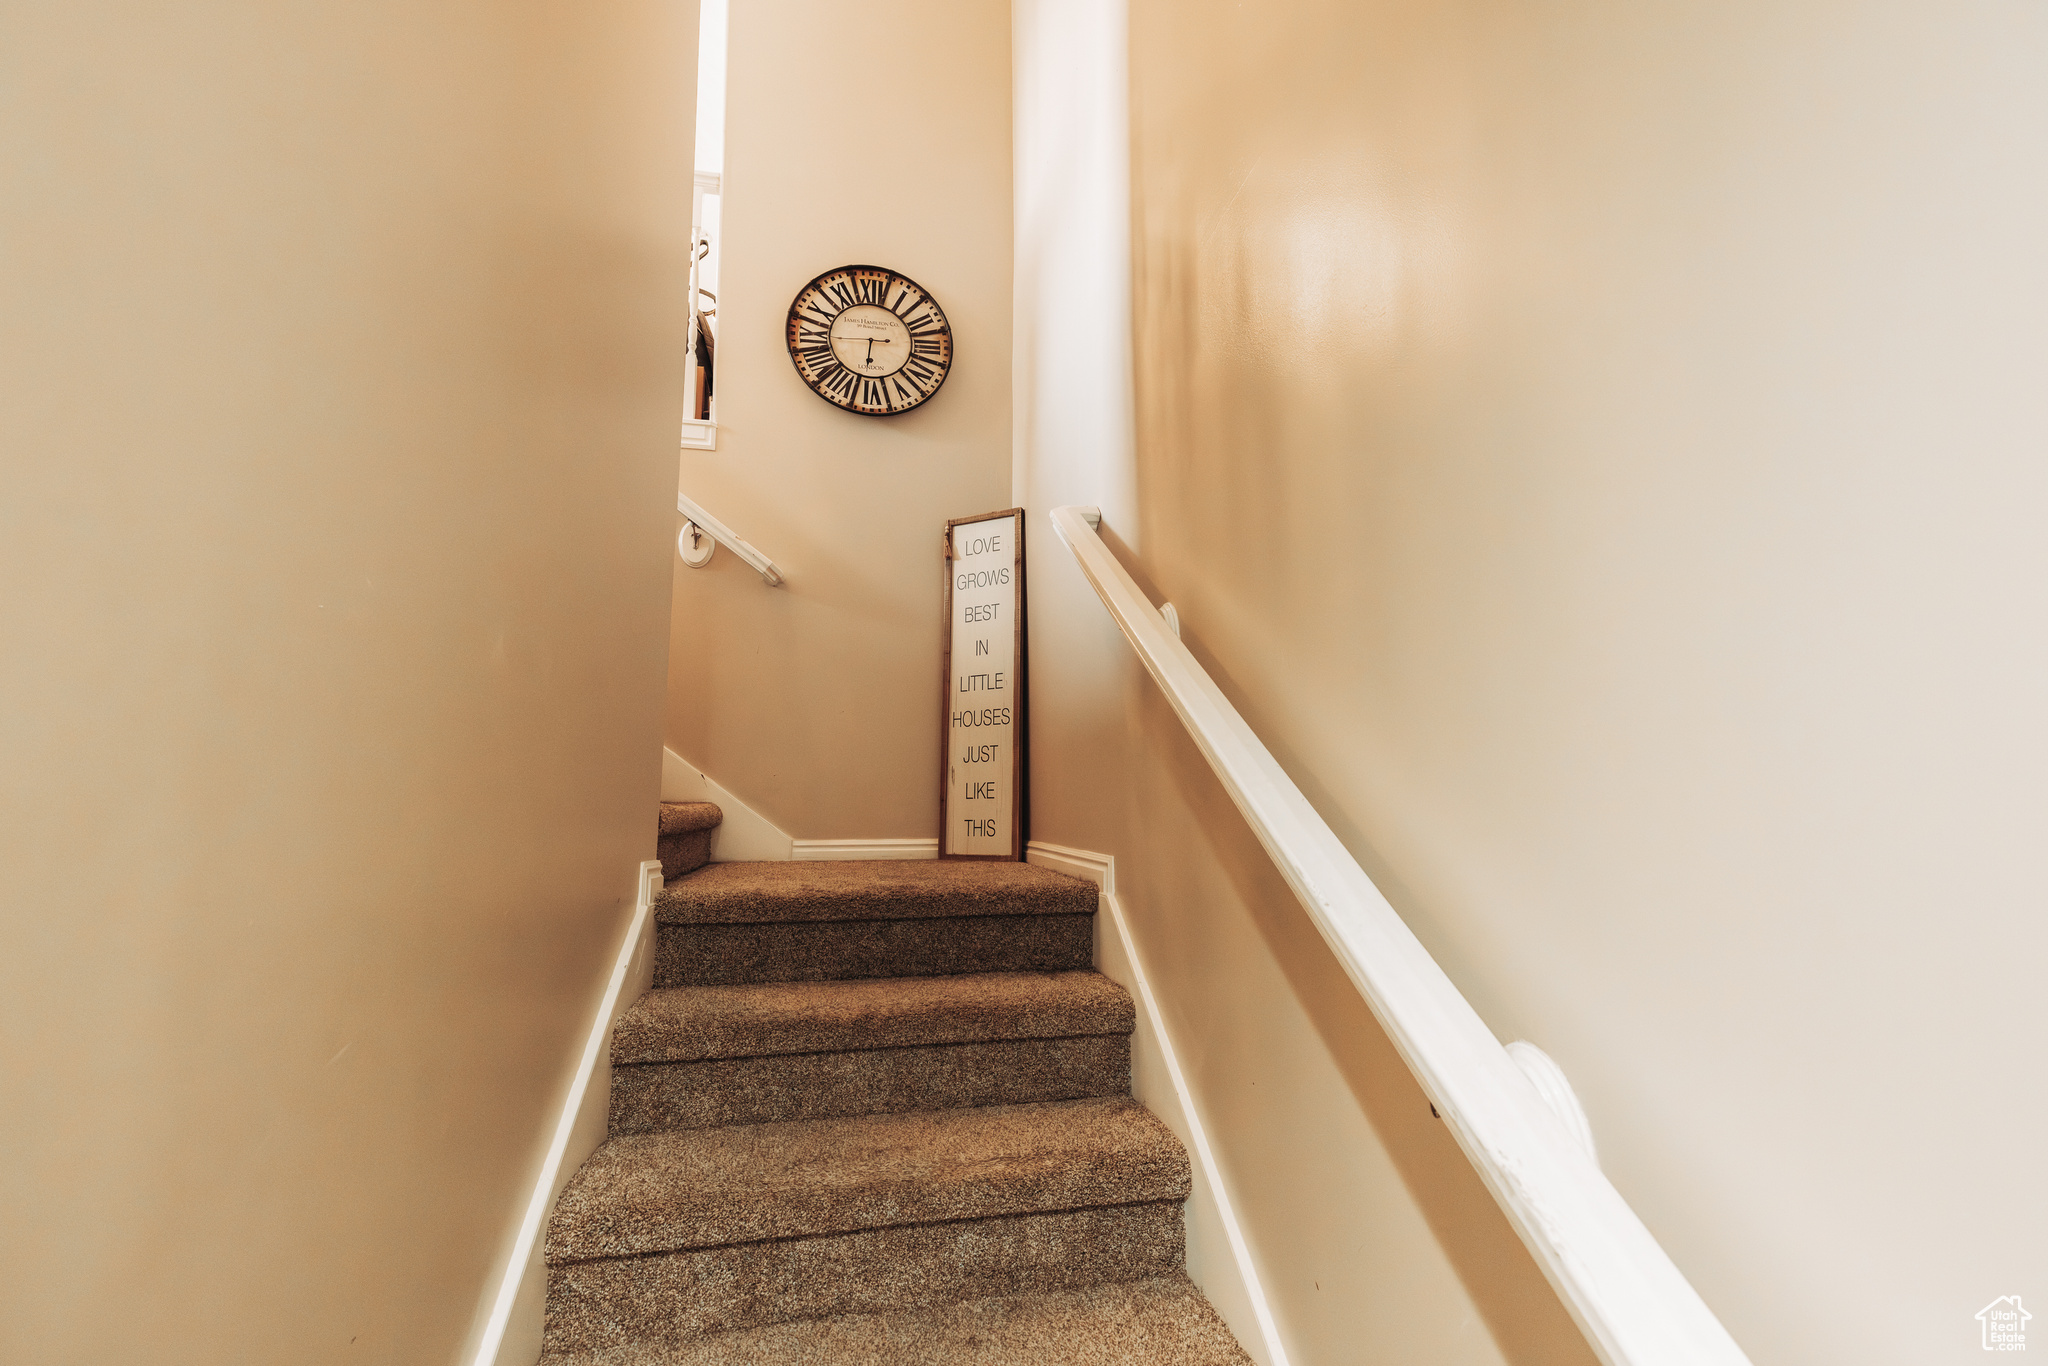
[{"x1": 1138, "y1": 687, "x2": 1599, "y2": 1366}]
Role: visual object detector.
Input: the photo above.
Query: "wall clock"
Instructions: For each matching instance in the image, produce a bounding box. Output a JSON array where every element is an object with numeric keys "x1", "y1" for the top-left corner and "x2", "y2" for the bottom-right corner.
[{"x1": 785, "y1": 265, "x2": 953, "y2": 415}]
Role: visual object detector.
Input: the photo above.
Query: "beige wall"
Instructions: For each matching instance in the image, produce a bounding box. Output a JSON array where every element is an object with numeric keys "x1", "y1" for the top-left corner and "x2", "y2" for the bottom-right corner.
[
  {"x1": 0, "y1": 3, "x2": 695, "y2": 1363},
  {"x1": 1020, "y1": 0, "x2": 2048, "y2": 1364},
  {"x1": 664, "y1": 0, "x2": 1012, "y2": 838},
  {"x1": 1017, "y1": 7, "x2": 1583, "y2": 1364}
]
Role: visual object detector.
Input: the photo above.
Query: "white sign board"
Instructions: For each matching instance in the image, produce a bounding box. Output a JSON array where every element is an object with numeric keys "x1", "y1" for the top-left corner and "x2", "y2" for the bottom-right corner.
[{"x1": 940, "y1": 509, "x2": 1025, "y2": 858}]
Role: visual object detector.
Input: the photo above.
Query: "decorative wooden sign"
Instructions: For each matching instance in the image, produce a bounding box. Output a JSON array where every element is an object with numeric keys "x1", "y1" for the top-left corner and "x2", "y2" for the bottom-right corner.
[{"x1": 939, "y1": 508, "x2": 1026, "y2": 859}]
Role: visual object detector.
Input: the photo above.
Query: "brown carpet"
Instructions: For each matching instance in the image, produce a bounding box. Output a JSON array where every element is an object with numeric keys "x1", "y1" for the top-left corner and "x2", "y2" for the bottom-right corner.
[
  {"x1": 653, "y1": 913, "x2": 1094, "y2": 986},
  {"x1": 547, "y1": 1097, "x2": 1188, "y2": 1261},
  {"x1": 659, "y1": 803, "x2": 723, "y2": 836},
  {"x1": 537, "y1": 1274, "x2": 1250, "y2": 1366},
  {"x1": 608, "y1": 969, "x2": 1135, "y2": 1136},
  {"x1": 612, "y1": 971, "x2": 1132, "y2": 1063},
  {"x1": 539, "y1": 853, "x2": 1250, "y2": 1361},
  {"x1": 656, "y1": 803, "x2": 721, "y2": 882},
  {"x1": 544, "y1": 1203, "x2": 1189, "y2": 1351},
  {"x1": 655, "y1": 859, "x2": 1097, "y2": 924},
  {"x1": 609, "y1": 1034, "x2": 1131, "y2": 1135}
]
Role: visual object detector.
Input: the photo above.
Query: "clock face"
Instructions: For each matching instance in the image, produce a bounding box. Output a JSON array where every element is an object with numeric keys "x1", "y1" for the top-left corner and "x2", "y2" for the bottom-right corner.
[{"x1": 786, "y1": 265, "x2": 952, "y2": 415}]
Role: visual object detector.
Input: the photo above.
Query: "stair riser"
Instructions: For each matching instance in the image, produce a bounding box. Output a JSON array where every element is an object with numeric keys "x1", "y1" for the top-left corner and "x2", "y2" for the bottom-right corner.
[
  {"x1": 609, "y1": 1035, "x2": 1132, "y2": 1136},
  {"x1": 656, "y1": 862, "x2": 1100, "y2": 925},
  {"x1": 542, "y1": 1201, "x2": 1186, "y2": 1353},
  {"x1": 654, "y1": 915, "x2": 1094, "y2": 986},
  {"x1": 658, "y1": 828, "x2": 714, "y2": 882}
]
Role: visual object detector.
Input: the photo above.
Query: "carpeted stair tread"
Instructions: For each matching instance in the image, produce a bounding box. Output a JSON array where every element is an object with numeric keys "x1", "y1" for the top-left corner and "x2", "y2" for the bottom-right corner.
[
  {"x1": 542, "y1": 1205, "x2": 1186, "y2": 1352},
  {"x1": 545, "y1": 1096, "x2": 1189, "y2": 1264},
  {"x1": 655, "y1": 860, "x2": 1096, "y2": 925},
  {"x1": 611, "y1": 971, "x2": 1133, "y2": 1064},
  {"x1": 658, "y1": 802, "x2": 723, "y2": 835},
  {"x1": 535, "y1": 1273, "x2": 1253, "y2": 1365},
  {"x1": 609, "y1": 1034, "x2": 1132, "y2": 1135}
]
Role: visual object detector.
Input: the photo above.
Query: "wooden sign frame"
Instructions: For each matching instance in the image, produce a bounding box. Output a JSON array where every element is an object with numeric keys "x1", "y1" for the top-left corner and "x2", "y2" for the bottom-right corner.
[{"x1": 937, "y1": 507, "x2": 1028, "y2": 860}]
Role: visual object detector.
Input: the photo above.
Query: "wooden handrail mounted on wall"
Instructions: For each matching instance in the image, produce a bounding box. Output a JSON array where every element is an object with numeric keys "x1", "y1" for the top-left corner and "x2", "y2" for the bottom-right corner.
[
  {"x1": 1049, "y1": 504, "x2": 1751, "y2": 1366},
  {"x1": 676, "y1": 492, "x2": 784, "y2": 587}
]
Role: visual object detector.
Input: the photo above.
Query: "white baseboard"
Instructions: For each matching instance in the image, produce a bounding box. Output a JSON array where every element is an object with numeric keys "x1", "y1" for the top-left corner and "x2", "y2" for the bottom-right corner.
[
  {"x1": 1021, "y1": 840, "x2": 1117, "y2": 892},
  {"x1": 660, "y1": 749, "x2": 938, "y2": 865},
  {"x1": 1025, "y1": 841, "x2": 1292, "y2": 1366},
  {"x1": 791, "y1": 838, "x2": 939, "y2": 861},
  {"x1": 661, "y1": 748, "x2": 793, "y2": 861},
  {"x1": 466, "y1": 859, "x2": 665, "y2": 1366}
]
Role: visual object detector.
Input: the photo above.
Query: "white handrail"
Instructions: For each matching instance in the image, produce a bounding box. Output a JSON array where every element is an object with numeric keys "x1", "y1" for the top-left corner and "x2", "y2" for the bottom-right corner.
[
  {"x1": 1049, "y1": 505, "x2": 1750, "y2": 1366},
  {"x1": 676, "y1": 492, "x2": 784, "y2": 586}
]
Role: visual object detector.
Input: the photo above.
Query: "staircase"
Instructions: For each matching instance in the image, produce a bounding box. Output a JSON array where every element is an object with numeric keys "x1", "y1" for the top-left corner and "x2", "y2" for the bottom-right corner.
[{"x1": 534, "y1": 804, "x2": 1253, "y2": 1363}]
